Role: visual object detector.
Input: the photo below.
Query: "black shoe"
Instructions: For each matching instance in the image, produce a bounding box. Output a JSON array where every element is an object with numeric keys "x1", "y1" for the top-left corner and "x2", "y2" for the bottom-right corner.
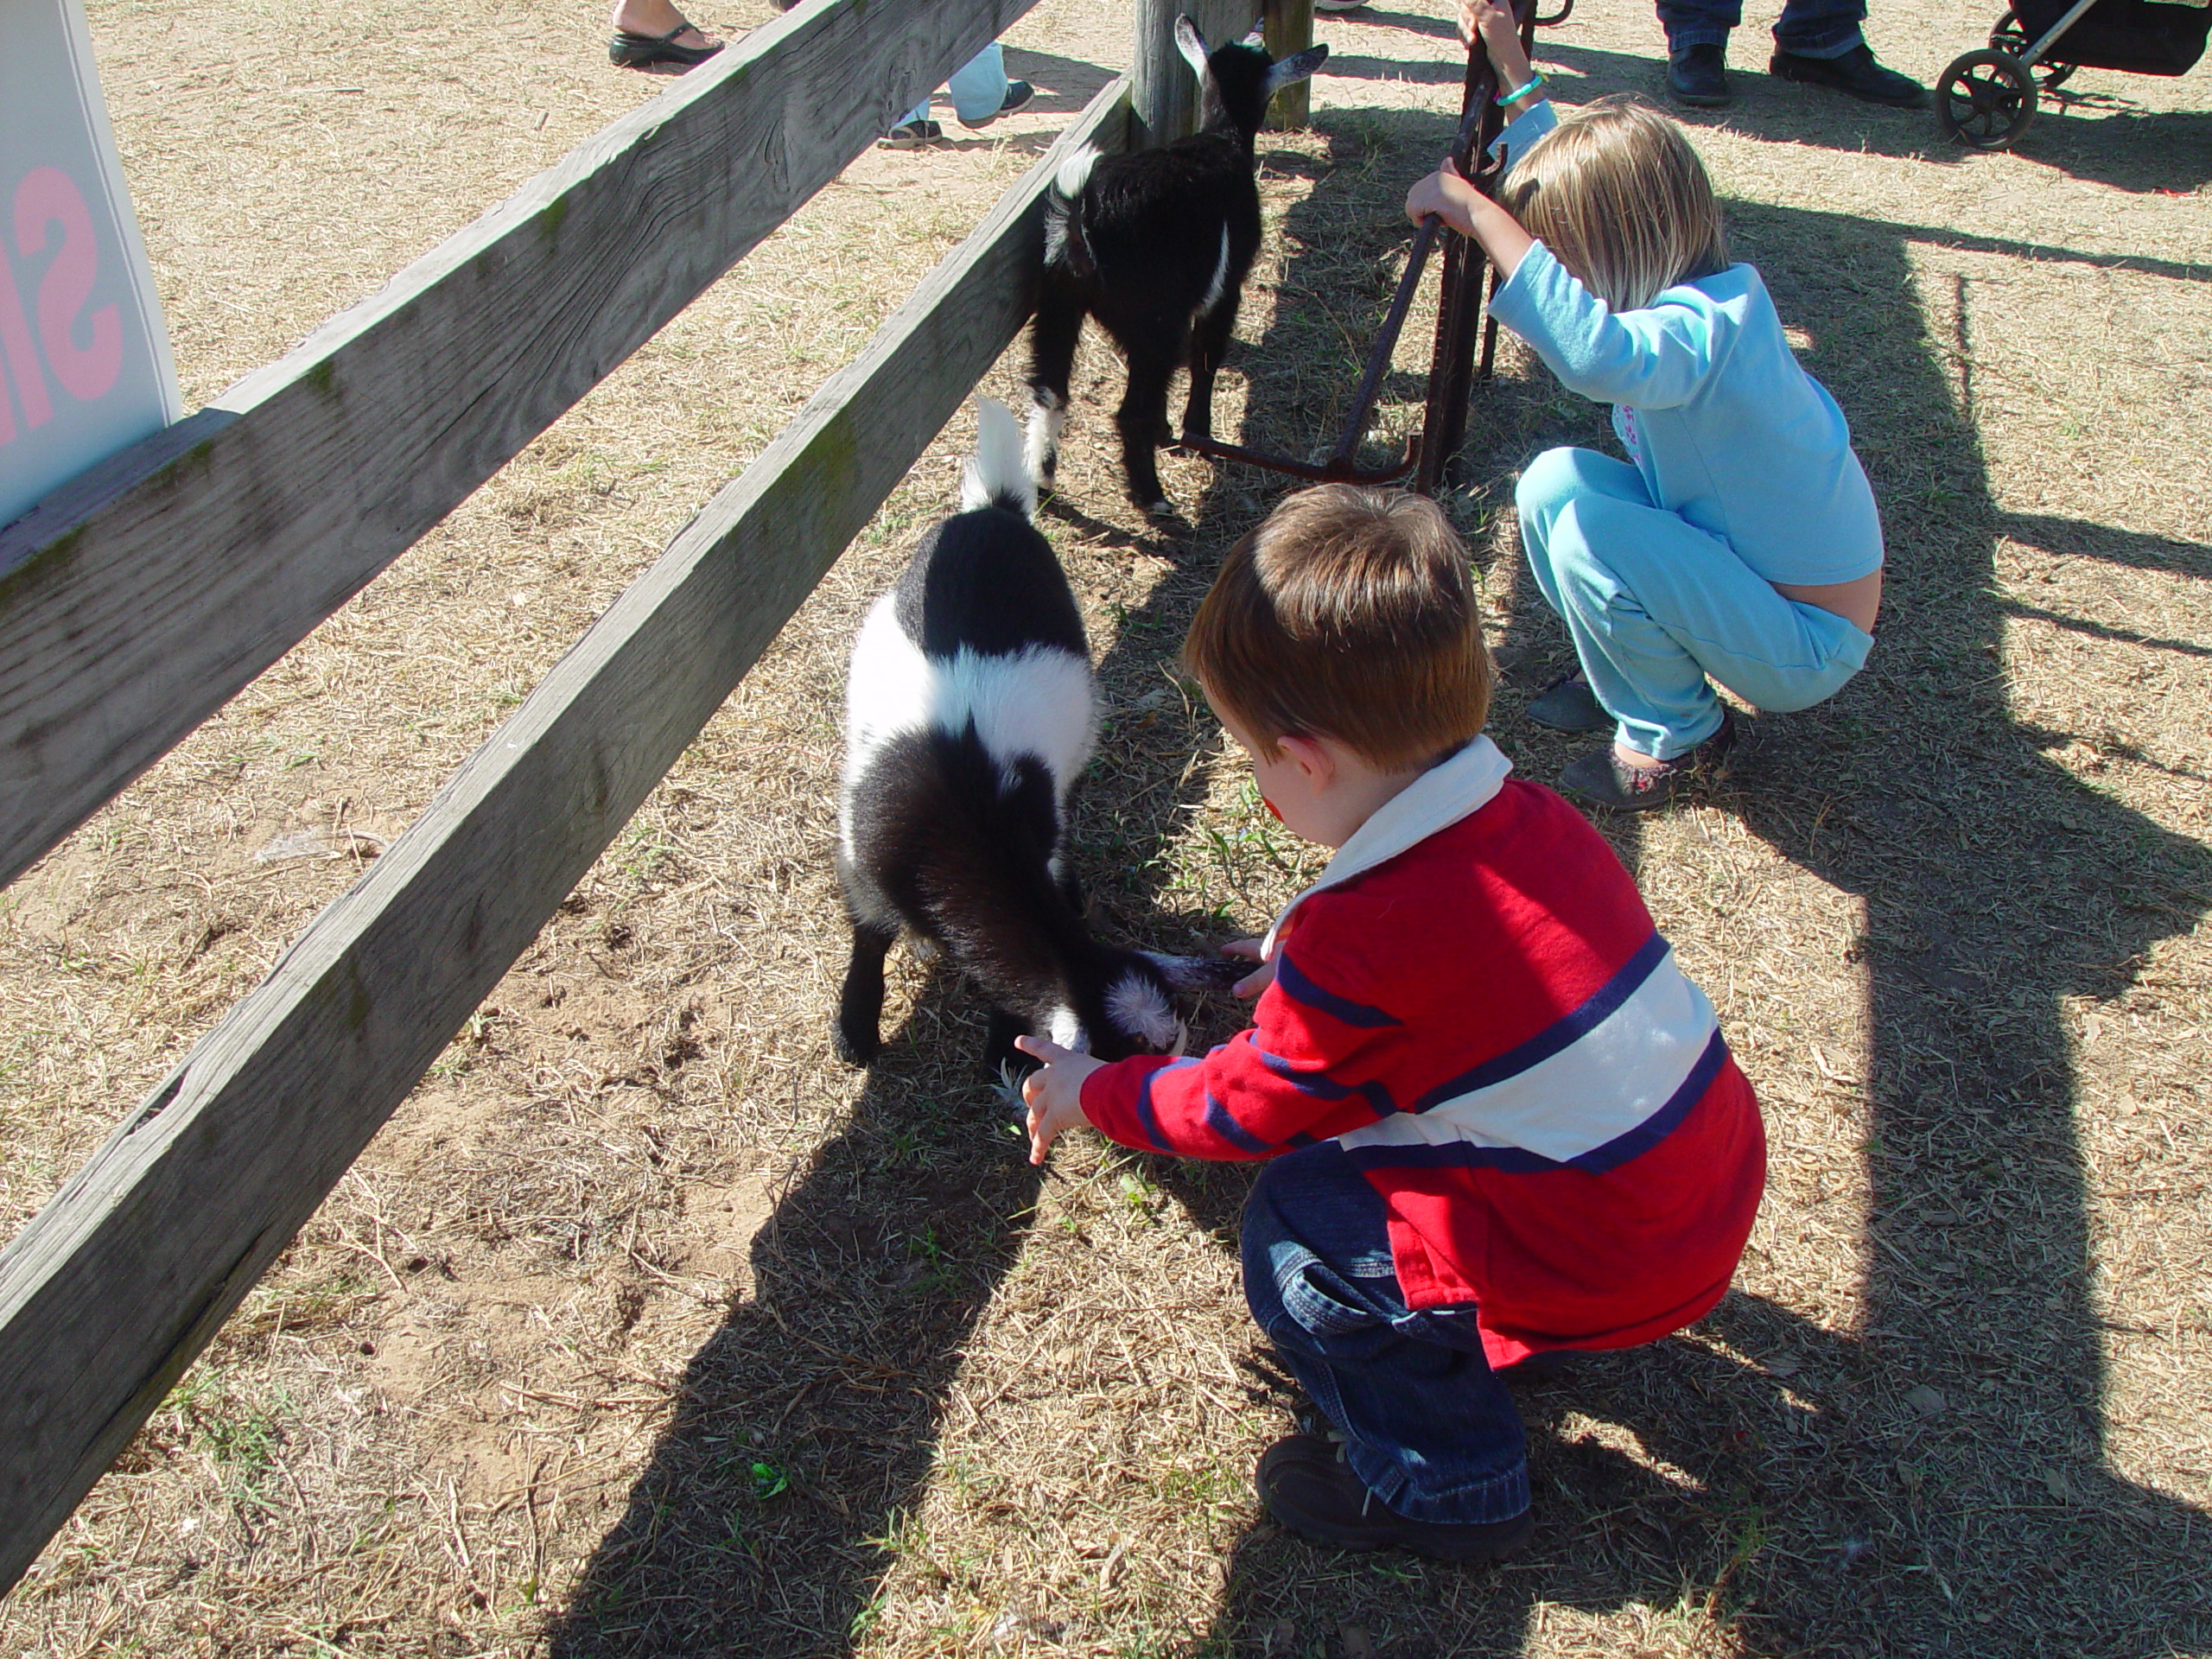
[
  {"x1": 1526, "y1": 674, "x2": 1611, "y2": 734},
  {"x1": 608, "y1": 22, "x2": 722, "y2": 71},
  {"x1": 959, "y1": 79, "x2": 1036, "y2": 129},
  {"x1": 1667, "y1": 42, "x2": 1732, "y2": 107},
  {"x1": 1769, "y1": 42, "x2": 1928, "y2": 107},
  {"x1": 1255, "y1": 1435, "x2": 1534, "y2": 1562},
  {"x1": 1557, "y1": 707, "x2": 1737, "y2": 812}
]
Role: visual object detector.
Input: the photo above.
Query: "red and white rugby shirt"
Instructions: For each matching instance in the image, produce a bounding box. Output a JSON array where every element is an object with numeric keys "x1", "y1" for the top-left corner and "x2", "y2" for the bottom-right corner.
[{"x1": 1083, "y1": 737, "x2": 1766, "y2": 1368}]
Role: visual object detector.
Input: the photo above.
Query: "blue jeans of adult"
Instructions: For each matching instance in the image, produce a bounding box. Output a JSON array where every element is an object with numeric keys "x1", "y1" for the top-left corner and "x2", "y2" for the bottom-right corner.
[
  {"x1": 1242, "y1": 1143, "x2": 1531, "y2": 1526},
  {"x1": 899, "y1": 42, "x2": 1007, "y2": 128},
  {"x1": 1657, "y1": 0, "x2": 1866, "y2": 56},
  {"x1": 1516, "y1": 446, "x2": 1874, "y2": 760}
]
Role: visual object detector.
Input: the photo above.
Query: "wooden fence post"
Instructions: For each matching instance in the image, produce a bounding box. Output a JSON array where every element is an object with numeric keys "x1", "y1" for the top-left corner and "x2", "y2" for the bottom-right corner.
[
  {"x1": 1263, "y1": 0, "x2": 1315, "y2": 130},
  {"x1": 1130, "y1": 0, "x2": 1266, "y2": 148}
]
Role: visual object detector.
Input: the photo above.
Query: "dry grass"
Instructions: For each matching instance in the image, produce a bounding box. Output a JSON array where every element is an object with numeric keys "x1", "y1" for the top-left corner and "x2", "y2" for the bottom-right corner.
[{"x1": 2, "y1": 0, "x2": 2209, "y2": 1655}]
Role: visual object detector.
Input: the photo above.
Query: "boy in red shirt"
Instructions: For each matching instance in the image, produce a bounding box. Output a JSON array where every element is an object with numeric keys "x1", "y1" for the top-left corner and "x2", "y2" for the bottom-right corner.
[{"x1": 1017, "y1": 486, "x2": 1765, "y2": 1560}]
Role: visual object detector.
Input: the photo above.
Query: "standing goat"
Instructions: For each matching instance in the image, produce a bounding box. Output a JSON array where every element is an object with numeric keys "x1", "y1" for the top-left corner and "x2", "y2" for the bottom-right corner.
[
  {"x1": 836, "y1": 398, "x2": 1237, "y2": 1074},
  {"x1": 1027, "y1": 17, "x2": 1328, "y2": 516}
]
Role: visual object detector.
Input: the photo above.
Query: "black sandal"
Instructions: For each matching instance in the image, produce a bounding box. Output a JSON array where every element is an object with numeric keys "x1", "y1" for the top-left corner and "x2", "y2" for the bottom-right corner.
[{"x1": 609, "y1": 22, "x2": 722, "y2": 70}]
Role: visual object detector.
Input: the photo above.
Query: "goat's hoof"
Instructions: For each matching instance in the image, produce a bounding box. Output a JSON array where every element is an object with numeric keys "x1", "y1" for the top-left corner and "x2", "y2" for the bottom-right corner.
[
  {"x1": 831, "y1": 1026, "x2": 880, "y2": 1067},
  {"x1": 1141, "y1": 497, "x2": 1178, "y2": 519}
]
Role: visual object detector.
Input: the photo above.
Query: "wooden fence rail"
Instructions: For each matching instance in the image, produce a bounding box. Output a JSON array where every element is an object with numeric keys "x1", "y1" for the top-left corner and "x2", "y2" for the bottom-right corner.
[
  {"x1": 0, "y1": 0, "x2": 1042, "y2": 895},
  {"x1": 0, "y1": 65, "x2": 1131, "y2": 1599}
]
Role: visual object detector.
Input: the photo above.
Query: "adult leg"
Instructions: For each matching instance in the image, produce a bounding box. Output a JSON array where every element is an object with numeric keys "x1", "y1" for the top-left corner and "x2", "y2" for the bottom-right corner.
[
  {"x1": 1243, "y1": 1145, "x2": 1530, "y2": 1531},
  {"x1": 1656, "y1": 0, "x2": 1740, "y2": 103},
  {"x1": 1516, "y1": 447, "x2": 1873, "y2": 760}
]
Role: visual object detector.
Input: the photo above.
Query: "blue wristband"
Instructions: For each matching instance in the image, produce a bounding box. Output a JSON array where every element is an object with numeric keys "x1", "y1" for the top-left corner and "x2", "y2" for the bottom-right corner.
[{"x1": 1497, "y1": 73, "x2": 1545, "y2": 105}]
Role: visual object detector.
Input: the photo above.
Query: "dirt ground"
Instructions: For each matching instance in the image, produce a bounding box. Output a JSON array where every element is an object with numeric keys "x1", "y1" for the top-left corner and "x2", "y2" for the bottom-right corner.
[{"x1": 3, "y1": 0, "x2": 2209, "y2": 1654}]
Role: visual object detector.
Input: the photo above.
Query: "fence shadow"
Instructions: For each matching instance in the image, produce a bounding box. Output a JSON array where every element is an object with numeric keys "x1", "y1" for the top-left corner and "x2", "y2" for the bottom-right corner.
[
  {"x1": 542, "y1": 971, "x2": 1046, "y2": 1656},
  {"x1": 1185, "y1": 185, "x2": 2211, "y2": 1657}
]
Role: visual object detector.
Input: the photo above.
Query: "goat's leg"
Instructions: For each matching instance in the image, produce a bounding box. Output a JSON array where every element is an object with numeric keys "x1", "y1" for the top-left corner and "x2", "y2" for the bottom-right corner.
[
  {"x1": 984, "y1": 1007, "x2": 1032, "y2": 1083},
  {"x1": 833, "y1": 921, "x2": 897, "y2": 1065},
  {"x1": 1117, "y1": 342, "x2": 1181, "y2": 517},
  {"x1": 1027, "y1": 281, "x2": 1084, "y2": 490},
  {"x1": 1181, "y1": 289, "x2": 1243, "y2": 443}
]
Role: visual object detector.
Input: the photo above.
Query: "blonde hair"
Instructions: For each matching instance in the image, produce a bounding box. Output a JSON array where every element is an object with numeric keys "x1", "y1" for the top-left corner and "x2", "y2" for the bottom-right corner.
[
  {"x1": 1182, "y1": 486, "x2": 1491, "y2": 772},
  {"x1": 1502, "y1": 96, "x2": 1729, "y2": 313}
]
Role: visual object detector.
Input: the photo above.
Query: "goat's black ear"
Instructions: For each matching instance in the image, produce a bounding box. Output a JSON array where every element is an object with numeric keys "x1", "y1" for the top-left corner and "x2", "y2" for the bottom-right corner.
[
  {"x1": 1143, "y1": 952, "x2": 1252, "y2": 994},
  {"x1": 1175, "y1": 15, "x2": 1212, "y2": 80},
  {"x1": 1262, "y1": 43, "x2": 1329, "y2": 94}
]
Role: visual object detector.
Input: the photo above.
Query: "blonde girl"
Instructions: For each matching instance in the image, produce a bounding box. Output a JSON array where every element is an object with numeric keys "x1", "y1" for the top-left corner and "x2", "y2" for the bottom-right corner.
[{"x1": 1407, "y1": 74, "x2": 1883, "y2": 810}]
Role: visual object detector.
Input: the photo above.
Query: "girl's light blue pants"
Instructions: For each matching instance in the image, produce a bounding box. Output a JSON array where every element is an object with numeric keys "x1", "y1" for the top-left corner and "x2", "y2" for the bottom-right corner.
[
  {"x1": 1516, "y1": 447, "x2": 1874, "y2": 760},
  {"x1": 900, "y1": 43, "x2": 1006, "y2": 128}
]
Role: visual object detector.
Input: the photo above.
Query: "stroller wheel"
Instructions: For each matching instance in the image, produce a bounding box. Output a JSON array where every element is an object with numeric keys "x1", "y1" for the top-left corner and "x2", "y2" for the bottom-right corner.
[
  {"x1": 1989, "y1": 10, "x2": 2080, "y2": 88},
  {"x1": 1936, "y1": 48, "x2": 2037, "y2": 149}
]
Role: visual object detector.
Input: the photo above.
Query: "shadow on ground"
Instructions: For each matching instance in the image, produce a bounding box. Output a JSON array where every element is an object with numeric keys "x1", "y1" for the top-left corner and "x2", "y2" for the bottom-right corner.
[{"x1": 1188, "y1": 175, "x2": 2212, "y2": 1658}]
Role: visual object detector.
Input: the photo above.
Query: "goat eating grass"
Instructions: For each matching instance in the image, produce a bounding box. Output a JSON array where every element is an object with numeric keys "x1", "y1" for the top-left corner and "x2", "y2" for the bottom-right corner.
[
  {"x1": 835, "y1": 397, "x2": 1242, "y2": 1075},
  {"x1": 1027, "y1": 17, "x2": 1328, "y2": 517}
]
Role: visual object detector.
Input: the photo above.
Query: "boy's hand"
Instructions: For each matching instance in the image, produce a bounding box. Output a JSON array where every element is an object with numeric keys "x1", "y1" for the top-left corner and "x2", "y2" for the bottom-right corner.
[
  {"x1": 1221, "y1": 938, "x2": 1276, "y2": 999},
  {"x1": 1015, "y1": 1034, "x2": 1105, "y2": 1166}
]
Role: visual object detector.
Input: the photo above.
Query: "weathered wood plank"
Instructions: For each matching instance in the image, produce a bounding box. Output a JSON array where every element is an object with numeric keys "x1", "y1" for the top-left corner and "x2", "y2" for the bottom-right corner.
[
  {"x1": 1263, "y1": 0, "x2": 1317, "y2": 130},
  {"x1": 0, "y1": 0, "x2": 1041, "y2": 895},
  {"x1": 0, "y1": 76, "x2": 1132, "y2": 1598},
  {"x1": 1131, "y1": 0, "x2": 1266, "y2": 147}
]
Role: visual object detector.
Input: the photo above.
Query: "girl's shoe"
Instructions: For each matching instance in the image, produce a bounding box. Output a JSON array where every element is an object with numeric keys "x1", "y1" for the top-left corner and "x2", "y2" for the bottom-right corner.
[
  {"x1": 608, "y1": 22, "x2": 722, "y2": 70},
  {"x1": 1558, "y1": 708, "x2": 1736, "y2": 812},
  {"x1": 1525, "y1": 674, "x2": 1611, "y2": 734},
  {"x1": 958, "y1": 79, "x2": 1036, "y2": 129},
  {"x1": 1256, "y1": 1434, "x2": 1533, "y2": 1562}
]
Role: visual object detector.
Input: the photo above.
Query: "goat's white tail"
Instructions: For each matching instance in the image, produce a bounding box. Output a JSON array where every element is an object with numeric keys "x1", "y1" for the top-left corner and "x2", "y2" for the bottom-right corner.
[{"x1": 961, "y1": 396, "x2": 1034, "y2": 518}]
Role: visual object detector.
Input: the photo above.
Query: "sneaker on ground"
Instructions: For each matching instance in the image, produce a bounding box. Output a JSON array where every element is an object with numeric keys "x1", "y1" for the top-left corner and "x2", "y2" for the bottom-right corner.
[
  {"x1": 1526, "y1": 674, "x2": 1611, "y2": 734},
  {"x1": 1768, "y1": 42, "x2": 1928, "y2": 107},
  {"x1": 1667, "y1": 41, "x2": 1732, "y2": 106},
  {"x1": 1255, "y1": 1434, "x2": 1534, "y2": 1563},
  {"x1": 878, "y1": 119, "x2": 944, "y2": 150},
  {"x1": 958, "y1": 79, "x2": 1036, "y2": 130},
  {"x1": 1556, "y1": 706, "x2": 1738, "y2": 812}
]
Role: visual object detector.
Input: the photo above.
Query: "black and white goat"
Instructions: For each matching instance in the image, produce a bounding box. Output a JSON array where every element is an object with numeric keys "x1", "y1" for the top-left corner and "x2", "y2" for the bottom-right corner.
[
  {"x1": 835, "y1": 398, "x2": 1237, "y2": 1074},
  {"x1": 1027, "y1": 17, "x2": 1328, "y2": 516}
]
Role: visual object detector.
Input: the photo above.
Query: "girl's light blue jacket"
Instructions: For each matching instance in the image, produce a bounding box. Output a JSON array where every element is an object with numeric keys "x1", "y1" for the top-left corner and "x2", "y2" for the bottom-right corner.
[{"x1": 1487, "y1": 241, "x2": 1886, "y2": 587}]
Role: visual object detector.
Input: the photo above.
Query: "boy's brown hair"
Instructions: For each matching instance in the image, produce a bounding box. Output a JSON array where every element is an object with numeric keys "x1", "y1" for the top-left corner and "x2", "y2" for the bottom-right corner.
[{"x1": 1182, "y1": 484, "x2": 1491, "y2": 771}]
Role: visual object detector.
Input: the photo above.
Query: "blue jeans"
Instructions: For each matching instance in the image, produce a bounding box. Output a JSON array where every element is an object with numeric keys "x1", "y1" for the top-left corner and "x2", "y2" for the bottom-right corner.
[
  {"x1": 1658, "y1": 0, "x2": 1866, "y2": 56},
  {"x1": 900, "y1": 42, "x2": 1006, "y2": 128},
  {"x1": 1516, "y1": 446, "x2": 1873, "y2": 760},
  {"x1": 1242, "y1": 1144, "x2": 1531, "y2": 1526}
]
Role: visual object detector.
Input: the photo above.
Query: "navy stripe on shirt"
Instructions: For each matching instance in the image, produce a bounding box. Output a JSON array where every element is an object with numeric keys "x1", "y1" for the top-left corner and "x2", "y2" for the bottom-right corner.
[
  {"x1": 1343, "y1": 1029, "x2": 1729, "y2": 1177},
  {"x1": 1254, "y1": 1045, "x2": 1400, "y2": 1119},
  {"x1": 1410, "y1": 931, "x2": 1671, "y2": 1114},
  {"x1": 1204, "y1": 1090, "x2": 1274, "y2": 1154},
  {"x1": 1274, "y1": 952, "x2": 1402, "y2": 1028}
]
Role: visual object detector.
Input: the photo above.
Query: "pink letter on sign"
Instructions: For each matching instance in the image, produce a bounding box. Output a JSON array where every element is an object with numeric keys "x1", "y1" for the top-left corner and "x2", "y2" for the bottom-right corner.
[
  {"x1": 16, "y1": 167, "x2": 121, "y2": 404},
  {"x1": 0, "y1": 233, "x2": 53, "y2": 436}
]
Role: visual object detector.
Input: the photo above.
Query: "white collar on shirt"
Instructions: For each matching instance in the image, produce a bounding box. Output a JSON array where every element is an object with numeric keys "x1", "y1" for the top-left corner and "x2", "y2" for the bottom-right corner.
[{"x1": 1261, "y1": 734, "x2": 1514, "y2": 957}]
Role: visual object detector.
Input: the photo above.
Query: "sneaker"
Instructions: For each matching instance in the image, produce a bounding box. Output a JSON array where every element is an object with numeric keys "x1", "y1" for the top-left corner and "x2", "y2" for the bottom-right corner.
[
  {"x1": 1667, "y1": 41, "x2": 1732, "y2": 107},
  {"x1": 1769, "y1": 42, "x2": 1928, "y2": 107},
  {"x1": 958, "y1": 79, "x2": 1036, "y2": 130},
  {"x1": 878, "y1": 119, "x2": 944, "y2": 150},
  {"x1": 1255, "y1": 1434, "x2": 1534, "y2": 1562},
  {"x1": 1556, "y1": 707, "x2": 1737, "y2": 812},
  {"x1": 1526, "y1": 674, "x2": 1611, "y2": 734}
]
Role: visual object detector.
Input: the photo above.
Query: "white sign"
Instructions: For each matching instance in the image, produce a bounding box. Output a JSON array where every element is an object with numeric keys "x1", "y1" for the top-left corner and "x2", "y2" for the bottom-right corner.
[{"x1": 0, "y1": 0, "x2": 181, "y2": 534}]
